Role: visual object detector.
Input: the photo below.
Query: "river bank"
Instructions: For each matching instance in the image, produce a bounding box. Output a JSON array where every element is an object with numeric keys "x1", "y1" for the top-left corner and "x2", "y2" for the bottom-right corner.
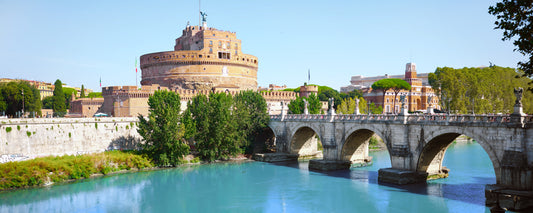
[{"x1": 0, "y1": 151, "x2": 255, "y2": 192}]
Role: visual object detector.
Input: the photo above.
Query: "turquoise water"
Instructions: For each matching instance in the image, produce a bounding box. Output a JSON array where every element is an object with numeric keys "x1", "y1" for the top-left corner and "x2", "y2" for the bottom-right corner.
[{"x1": 0, "y1": 142, "x2": 495, "y2": 213}]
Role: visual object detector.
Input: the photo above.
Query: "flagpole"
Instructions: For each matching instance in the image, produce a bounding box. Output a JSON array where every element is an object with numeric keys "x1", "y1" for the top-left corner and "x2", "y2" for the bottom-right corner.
[
  {"x1": 135, "y1": 58, "x2": 138, "y2": 89},
  {"x1": 308, "y1": 69, "x2": 310, "y2": 85}
]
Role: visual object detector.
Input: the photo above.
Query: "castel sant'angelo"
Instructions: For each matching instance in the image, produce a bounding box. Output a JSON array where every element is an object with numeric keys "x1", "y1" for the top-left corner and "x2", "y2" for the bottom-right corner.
[
  {"x1": 140, "y1": 19, "x2": 258, "y2": 91},
  {"x1": 83, "y1": 16, "x2": 299, "y2": 117}
]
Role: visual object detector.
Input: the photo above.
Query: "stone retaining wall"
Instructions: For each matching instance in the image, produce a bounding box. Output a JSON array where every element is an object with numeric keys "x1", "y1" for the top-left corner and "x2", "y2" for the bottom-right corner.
[{"x1": 0, "y1": 117, "x2": 141, "y2": 162}]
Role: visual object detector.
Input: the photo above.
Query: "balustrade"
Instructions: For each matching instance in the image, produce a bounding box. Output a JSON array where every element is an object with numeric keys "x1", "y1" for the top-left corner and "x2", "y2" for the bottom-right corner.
[{"x1": 271, "y1": 113, "x2": 520, "y2": 125}]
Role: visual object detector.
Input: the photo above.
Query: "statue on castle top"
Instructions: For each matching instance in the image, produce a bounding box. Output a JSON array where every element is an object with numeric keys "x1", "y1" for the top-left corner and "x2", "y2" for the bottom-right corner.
[
  {"x1": 200, "y1": 11, "x2": 208, "y2": 22},
  {"x1": 514, "y1": 87, "x2": 523, "y2": 107}
]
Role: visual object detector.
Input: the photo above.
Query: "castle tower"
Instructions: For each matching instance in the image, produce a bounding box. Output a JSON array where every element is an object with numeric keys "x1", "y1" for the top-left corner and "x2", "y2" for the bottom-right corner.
[
  {"x1": 140, "y1": 24, "x2": 258, "y2": 91},
  {"x1": 404, "y1": 63, "x2": 422, "y2": 87}
]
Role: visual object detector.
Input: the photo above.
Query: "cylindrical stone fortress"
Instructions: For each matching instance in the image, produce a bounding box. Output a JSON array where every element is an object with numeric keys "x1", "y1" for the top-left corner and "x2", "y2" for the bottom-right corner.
[{"x1": 140, "y1": 24, "x2": 258, "y2": 91}]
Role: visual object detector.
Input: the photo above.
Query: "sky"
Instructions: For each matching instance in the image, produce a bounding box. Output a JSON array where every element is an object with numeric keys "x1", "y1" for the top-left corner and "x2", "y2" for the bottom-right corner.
[{"x1": 0, "y1": 0, "x2": 525, "y2": 92}]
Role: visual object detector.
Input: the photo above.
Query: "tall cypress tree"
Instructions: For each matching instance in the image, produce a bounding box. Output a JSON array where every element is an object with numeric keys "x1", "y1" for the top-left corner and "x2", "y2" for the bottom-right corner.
[
  {"x1": 52, "y1": 79, "x2": 66, "y2": 117},
  {"x1": 80, "y1": 85, "x2": 86, "y2": 98}
]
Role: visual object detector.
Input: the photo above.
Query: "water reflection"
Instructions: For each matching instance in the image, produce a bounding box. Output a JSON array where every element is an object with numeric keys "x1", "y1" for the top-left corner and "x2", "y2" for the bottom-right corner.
[{"x1": 0, "y1": 142, "x2": 494, "y2": 212}]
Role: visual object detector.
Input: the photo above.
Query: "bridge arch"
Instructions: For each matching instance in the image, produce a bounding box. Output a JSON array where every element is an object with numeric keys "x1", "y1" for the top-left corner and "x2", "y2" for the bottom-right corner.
[
  {"x1": 416, "y1": 127, "x2": 501, "y2": 183},
  {"x1": 253, "y1": 126, "x2": 277, "y2": 153},
  {"x1": 289, "y1": 125, "x2": 321, "y2": 157},
  {"x1": 341, "y1": 125, "x2": 390, "y2": 165},
  {"x1": 341, "y1": 129, "x2": 373, "y2": 163}
]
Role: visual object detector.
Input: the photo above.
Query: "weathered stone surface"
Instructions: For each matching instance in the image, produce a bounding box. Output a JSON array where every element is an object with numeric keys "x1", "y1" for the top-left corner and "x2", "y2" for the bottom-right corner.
[
  {"x1": 0, "y1": 117, "x2": 141, "y2": 162},
  {"x1": 378, "y1": 168, "x2": 428, "y2": 185},
  {"x1": 485, "y1": 184, "x2": 533, "y2": 212},
  {"x1": 308, "y1": 159, "x2": 352, "y2": 171},
  {"x1": 252, "y1": 153, "x2": 298, "y2": 162}
]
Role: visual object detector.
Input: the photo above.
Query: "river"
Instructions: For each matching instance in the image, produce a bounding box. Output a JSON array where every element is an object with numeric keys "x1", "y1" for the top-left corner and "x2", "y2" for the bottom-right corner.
[{"x1": 0, "y1": 142, "x2": 496, "y2": 212}]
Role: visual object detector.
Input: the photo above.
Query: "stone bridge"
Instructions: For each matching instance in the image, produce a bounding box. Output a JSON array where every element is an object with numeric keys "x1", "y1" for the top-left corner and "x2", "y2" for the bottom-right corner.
[{"x1": 267, "y1": 112, "x2": 533, "y2": 211}]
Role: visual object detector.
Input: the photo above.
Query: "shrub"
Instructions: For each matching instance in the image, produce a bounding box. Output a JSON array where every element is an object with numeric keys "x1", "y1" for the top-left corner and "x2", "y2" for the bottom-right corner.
[
  {"x1": 5, "y1": 127, "x2": 12, "y2": 133},
  {"x1": 0, "y1": 151, "x2": 153, "y2": 191},
  {"x1": 17, "y1": 125, "x2": 20, "y2": 131},
  {"x1": 26, "y1": 131, "x2": 31, "y2": 137}
]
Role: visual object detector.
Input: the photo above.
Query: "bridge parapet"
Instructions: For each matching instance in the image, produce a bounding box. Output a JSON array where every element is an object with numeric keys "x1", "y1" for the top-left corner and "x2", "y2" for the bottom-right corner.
[{"x1": 270, "y1": 114, "x2": 533, "y2": 126}]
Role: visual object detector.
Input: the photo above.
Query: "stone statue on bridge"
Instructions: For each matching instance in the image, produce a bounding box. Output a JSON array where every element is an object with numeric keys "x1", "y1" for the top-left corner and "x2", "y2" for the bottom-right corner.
[
  {"x1": 400, "y1": 95, "x2": 406, "y2": 109},
  {"x1": 328, "y1": 98, "x2": 336, "y2": 115},
  {"x1": 354, "y1": 98, "x2": 360, "y2": 115},
  {"x1": 303, "y1": 99, "x2": 309, "y2": 115},
  {"x1": 514, "y1": 87, "x2": 523, "y2": 107}
]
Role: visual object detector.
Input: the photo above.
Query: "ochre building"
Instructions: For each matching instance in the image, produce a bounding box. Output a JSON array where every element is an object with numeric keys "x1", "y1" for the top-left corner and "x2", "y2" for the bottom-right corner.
[
  {"x1": 345, "y1": 63, "x2": 441, "y2": 113},
  {"x1": 140, "y1": 24, "x2": 258, "y2": 91}
]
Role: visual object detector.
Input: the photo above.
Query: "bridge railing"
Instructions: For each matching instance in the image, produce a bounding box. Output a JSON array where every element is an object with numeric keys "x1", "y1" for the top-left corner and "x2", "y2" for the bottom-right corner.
[
  {"x1": 406, "y1": 114, "x2": 512, "y2": 123},
  {"x1": 270, "y1": 113, "x2": 533, "y2": 125}
]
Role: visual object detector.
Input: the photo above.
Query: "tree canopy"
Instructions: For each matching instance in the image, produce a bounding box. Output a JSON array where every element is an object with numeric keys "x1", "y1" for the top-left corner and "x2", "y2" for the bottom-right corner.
[
  {"x1": 0, "y1": 81, "x2": 41, "y2": 117},
  {"x1": 489, "y1": 1, "x2": 533, "y2": 90},
  {"x1": 80, "y1": 85, "x2": 86, "y2": 98},
  {"x1": 182, "y1": 91, "x2": 269, "y2": 161},
  {"x1": 288, "y1": 93, "x2": 321, "y2": 114},
  {"x1": 428, "y1": 66, "x2": 533, "y2": 114},
  {"x1": 371, "y1": 78, "x2": 411, "y2": 113},
  {"x1": 137, "y1": 90, "x2": 189, "y2": 166},
  {"x1": 52, "y1": 79, "x2": 66, "y2": 117}
]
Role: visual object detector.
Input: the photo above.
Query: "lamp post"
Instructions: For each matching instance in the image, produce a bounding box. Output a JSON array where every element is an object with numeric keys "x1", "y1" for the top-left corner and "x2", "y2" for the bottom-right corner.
[{"x1": 21, "y1": 89, "x2": 25, "y2": 118}]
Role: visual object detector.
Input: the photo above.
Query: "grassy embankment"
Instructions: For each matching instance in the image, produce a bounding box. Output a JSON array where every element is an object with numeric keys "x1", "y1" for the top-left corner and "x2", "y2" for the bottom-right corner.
[{"x1": 0, "y1": 151, "x2": 153, "y2": 191}]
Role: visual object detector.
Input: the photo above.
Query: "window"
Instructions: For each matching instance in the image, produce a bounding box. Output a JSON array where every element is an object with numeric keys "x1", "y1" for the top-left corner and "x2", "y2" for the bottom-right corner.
[
  {"x1": 235, "y1": 43, "x2": 238, "y2": 49},
  {"x1": 209, "y1": 41, "x2": 213, "y2": 45},
  {"x1": 218, "y1": 52, "x2": 231, "y2": 59},
  {"x1": 218, "y1": 41, "x2": 222, "y2": 46}
]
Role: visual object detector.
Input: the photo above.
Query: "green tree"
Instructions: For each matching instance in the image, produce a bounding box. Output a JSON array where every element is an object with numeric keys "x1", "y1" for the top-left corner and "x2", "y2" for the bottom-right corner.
[
  {"x1": 206, "y1": 92, "x2": 240, "y2": 161},
  {"x1": 137, "y1": 90, "x2": 189, "y2": 166},
  {"x1": 80, "y1": 85, "x2": 86, "y2": 98},
  {"x1": 63, "y1": 87, "x2": 77, "y2": 109},
  {"x1": 389, "y1": 78, "x2": 411, "y2": 112},
  {"x1": 371, "y1": 79, "x2": 395, "y2": 111},
  {"x1": 87, "y1": 92, "x2": 103, "y2": 98},
  {"x1": 429, "y1": 66, "x2": 533, "y2": 114},
  {"x1": 340, "y1": 89, "x2": 363, "y2": 101},
  {"x1": 288, "y1": 93, "x2": 321, "y2": 114},
  {"x1": 52, "y1": 79, "x2": 66, "y2": 117},
  {"x1": 0, "y1": 81, "x2": 41, "y2": 117},
  {"x1": 233, "y1": 90, "x2": 269, "y2": 153},
  {"x1": 42, "y1": 96, "x2": 54, "y2": 109},
  {"x1": 337, "y1": 97, "x2": 367, "y2": 114},
  {"x1": 182, "y1": 92, "x2": 241, "y2": 162},
  {"x1": 489, "y1": 1, "x2": 533, "y2": 90},
  {"x1": 371, "y1": 78, "x2": 410, "y2": 113}
]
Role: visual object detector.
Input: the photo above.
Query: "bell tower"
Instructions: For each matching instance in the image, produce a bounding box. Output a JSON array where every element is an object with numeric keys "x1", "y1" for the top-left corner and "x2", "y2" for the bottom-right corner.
[{"x1": 404, "y1": 63, "x2": 421, "y2": 86}]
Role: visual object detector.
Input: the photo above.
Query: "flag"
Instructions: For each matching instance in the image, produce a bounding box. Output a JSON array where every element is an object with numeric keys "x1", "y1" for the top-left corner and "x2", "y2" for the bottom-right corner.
[
  {"x1": 135, "y1": 58, "x2": 138, "y2": 73},
  {"x1": 99, "y1": 77, "x2": 102, "y2": 87}
]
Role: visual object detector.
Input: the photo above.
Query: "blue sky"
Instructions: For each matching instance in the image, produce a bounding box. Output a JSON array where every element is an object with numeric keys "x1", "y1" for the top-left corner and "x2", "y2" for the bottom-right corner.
[{"x1": 0, "y1": 0, "x2": 524, "y2": 92}]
